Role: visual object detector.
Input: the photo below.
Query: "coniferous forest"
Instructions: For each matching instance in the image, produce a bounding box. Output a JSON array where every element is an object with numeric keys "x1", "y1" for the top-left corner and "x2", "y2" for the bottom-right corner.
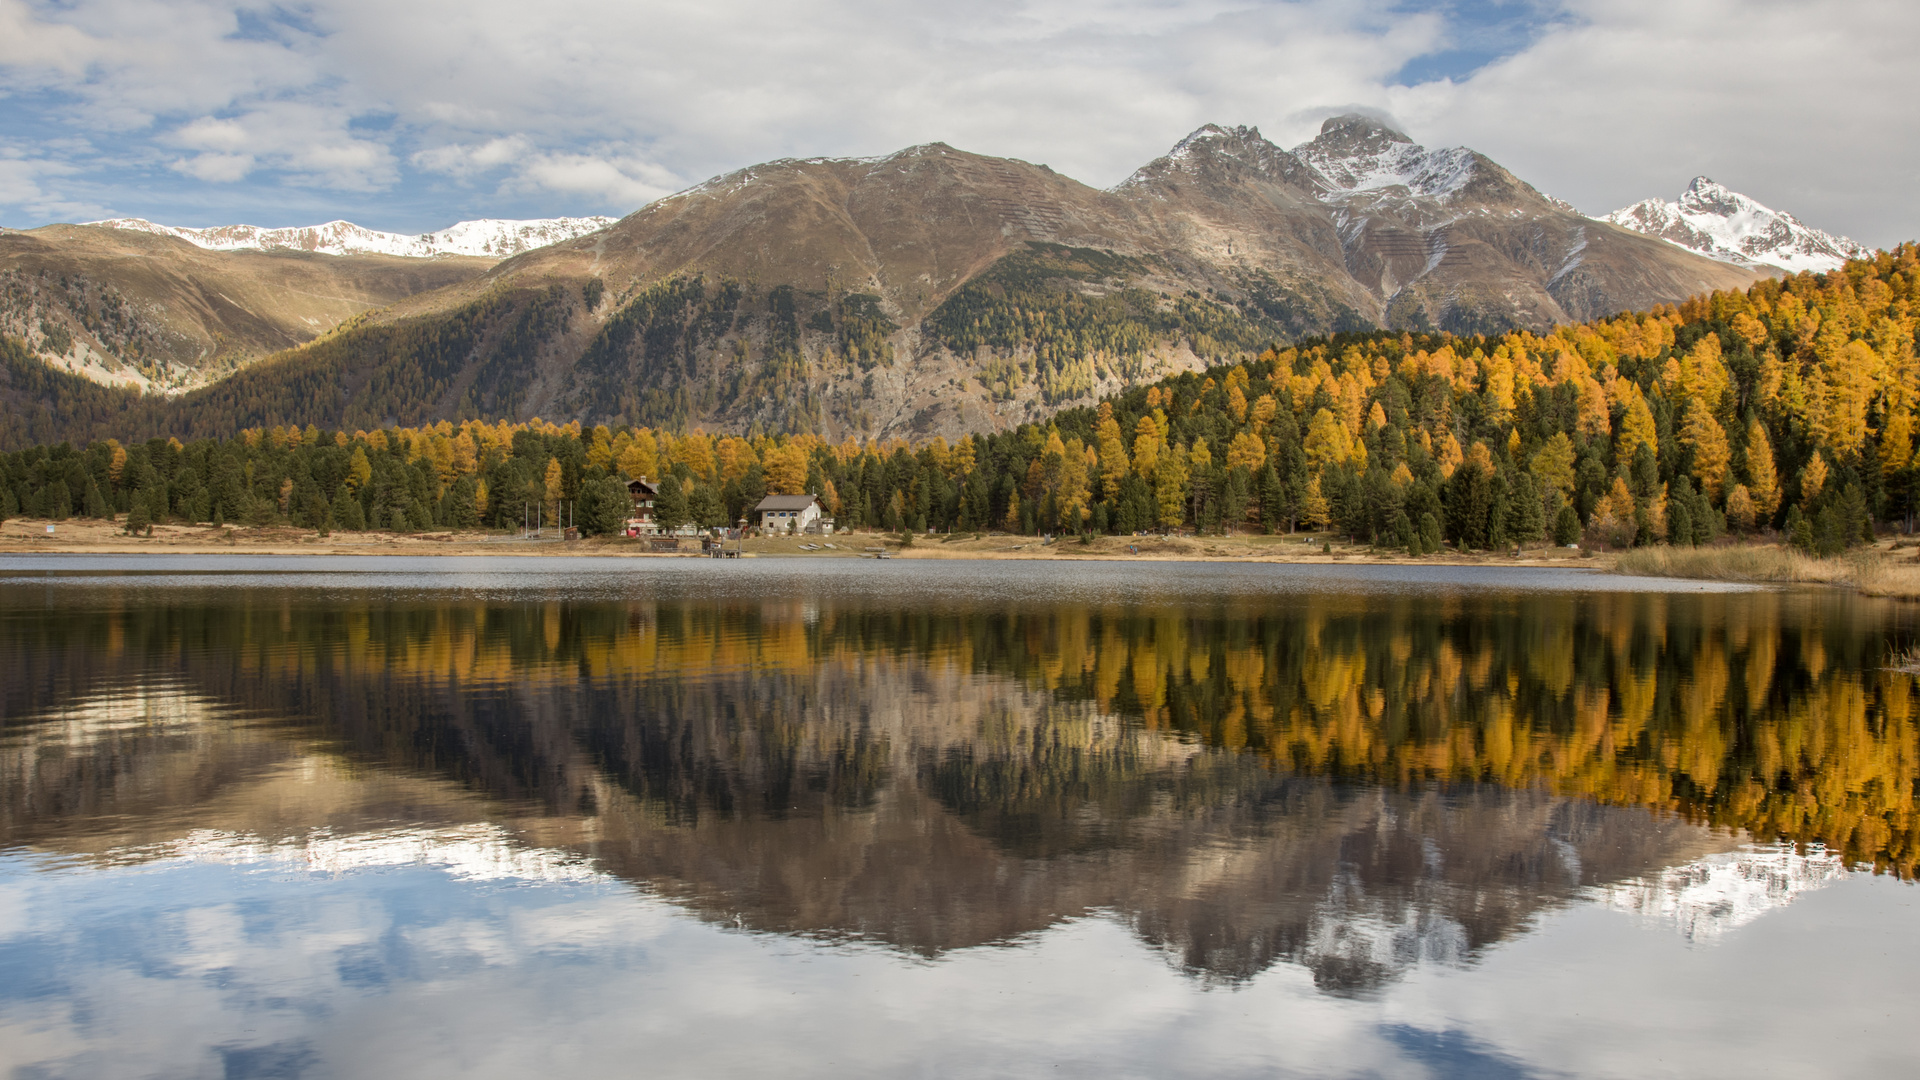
[{"x1": 4, "y1": 245, "x2": 1919, "y2": 556}]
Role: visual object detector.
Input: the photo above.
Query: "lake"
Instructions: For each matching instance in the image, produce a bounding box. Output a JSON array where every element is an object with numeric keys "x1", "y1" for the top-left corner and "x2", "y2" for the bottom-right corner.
[{"x1": 1, "y1": 556, "x2": 1916, "y2": 1079}]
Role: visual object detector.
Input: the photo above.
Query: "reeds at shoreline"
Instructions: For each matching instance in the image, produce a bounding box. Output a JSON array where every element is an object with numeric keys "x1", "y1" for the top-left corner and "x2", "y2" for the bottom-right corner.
[{"x1": 1613, "y1": 543, "x2": 1920, "y2": 599}]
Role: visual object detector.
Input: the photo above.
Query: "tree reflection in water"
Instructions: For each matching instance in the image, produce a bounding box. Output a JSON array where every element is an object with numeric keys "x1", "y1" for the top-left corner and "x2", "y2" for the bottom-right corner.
[{"x1": 2, "y1": 577, "x2": 1914, "y2": 995}]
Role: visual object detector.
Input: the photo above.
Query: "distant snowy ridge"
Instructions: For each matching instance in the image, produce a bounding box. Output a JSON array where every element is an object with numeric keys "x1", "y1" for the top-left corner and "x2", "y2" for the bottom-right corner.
[
  {"x1": 1605, "y1": 178, "x2": 1868, "y2": 274},
  {"x1": 88, "y1": 215, "x2": 615, "y2": 259}
]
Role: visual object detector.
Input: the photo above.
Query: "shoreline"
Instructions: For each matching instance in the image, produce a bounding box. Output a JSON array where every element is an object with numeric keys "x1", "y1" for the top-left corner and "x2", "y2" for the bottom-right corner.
[
  {"x1": 0, "y1": 517, "x2": 1602, "y2": 566},
  {"x1": 8, "y1": 518, "x2": 1914, "y2": 595}
]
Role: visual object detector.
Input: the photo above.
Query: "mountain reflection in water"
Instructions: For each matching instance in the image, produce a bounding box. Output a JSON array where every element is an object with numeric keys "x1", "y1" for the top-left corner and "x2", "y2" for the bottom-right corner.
[{"x1": 3, "y1": 563, "x2": 1914, "y2": 1004}]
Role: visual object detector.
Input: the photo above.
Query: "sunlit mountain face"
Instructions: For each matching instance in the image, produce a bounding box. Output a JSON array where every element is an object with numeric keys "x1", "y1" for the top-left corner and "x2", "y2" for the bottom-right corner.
[{"x1": 1, "y1": 559, "x2": 1915, "y2": 1078}]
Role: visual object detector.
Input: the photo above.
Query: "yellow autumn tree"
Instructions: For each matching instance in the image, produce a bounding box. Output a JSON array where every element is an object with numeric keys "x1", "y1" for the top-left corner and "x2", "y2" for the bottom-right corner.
[
  {"x1": 1095, "y1": 403, "x2": 1130, "y2": 500},
  {"x1": 587, "y1": 426, "x2": 614, "y2": 471},
  {"x1": 1880, "y1": 409, "x2": 1913, "y2": 480},
  {"x1": 346, "y1": 446, "x2": 372, "y2": 492},
  {"x1": 451, "y1": 432, "x2": 478, "y2": 476},
  {"x1": 1680, "y1": 400, "x2": 1731, "y2": 501},
  {"x1": 763, "y1": 443, "x2": 808, "y2": 495},
  {"x1": 544, "y1": 459, "x2": 565, "y2": 522},
  {"x1": 1057, "y1": 437, "x2": 1092, "y2": 529},
  {"x1": 1530, "y1": 432, "x2": 1576, "y2": 498},
  {"x1": 1746, "y1": 420, "x2": 1780, "y2": 519},
  {"x1": 1591, "y1": 477, "x2": 1638, "y2": 547},
  {"x1": 1801, "y1": 450, "x2": 1828, "y2": 507},
  {"x1": 1132, "y1": 415, "x2": 1163, "y2": 480},
  {"x1": 1304, "y1": 409, "x2": 1352, "y2": 472},
  {"x1": 618, "y1": 431, "x2": 659, "y2": 480},
  {"x1": 1301, "y1": 475, "x2": 1330, "y2": 530},
  {"x1": 1618, "y1": 391, "x2": 1659, "y2": 465},
  {"x1": 1226, "y1": 431, "x2": 1266, "y2": 471},
  {"x1": 1154, "y1": 446, "x2": 1188, "y2": 531},
  {"x1": 1726, "y1": 484, "x2": 1755, "y2": 531}
]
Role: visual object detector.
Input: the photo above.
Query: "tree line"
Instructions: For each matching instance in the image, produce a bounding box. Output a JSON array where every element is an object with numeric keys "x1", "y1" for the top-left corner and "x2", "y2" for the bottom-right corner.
[{"x1": 5, "y1": 244, "x2": 1919, "y2": 556}]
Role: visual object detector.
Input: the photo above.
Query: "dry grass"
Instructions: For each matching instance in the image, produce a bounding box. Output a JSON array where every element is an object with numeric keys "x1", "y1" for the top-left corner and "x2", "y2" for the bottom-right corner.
[{"x1": 1613, "y1": 543, "x2": 1920, "y2": 599}]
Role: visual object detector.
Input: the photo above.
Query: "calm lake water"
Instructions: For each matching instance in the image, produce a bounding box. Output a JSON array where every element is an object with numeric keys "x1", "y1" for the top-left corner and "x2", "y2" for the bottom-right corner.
[{"x1": 2, "y1": 556, "x2": 1917, "y2": 1079}]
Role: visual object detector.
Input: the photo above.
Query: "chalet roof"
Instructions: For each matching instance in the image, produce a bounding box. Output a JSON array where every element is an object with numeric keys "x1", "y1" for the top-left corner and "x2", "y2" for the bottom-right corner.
[
  {"x1": 626, "y1": 477, "x2": 659, "y2": 496},
  {"x1": 755, "y1": 494, "x2": 819, "y2": 511}
]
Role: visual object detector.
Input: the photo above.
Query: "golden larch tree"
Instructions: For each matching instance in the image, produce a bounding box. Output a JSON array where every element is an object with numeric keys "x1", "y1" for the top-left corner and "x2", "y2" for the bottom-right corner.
[
  {"x1": 1680, "y1": 401, "x2": 1731, "y2": 501},
  {"x1": 1746, "y1": 420, "x2": 1780, "y2": 518}
]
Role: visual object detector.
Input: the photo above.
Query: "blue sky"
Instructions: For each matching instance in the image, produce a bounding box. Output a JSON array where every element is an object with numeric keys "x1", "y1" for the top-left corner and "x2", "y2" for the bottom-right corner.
[{"x1": 1, "y1": 0, "x2": 1913, "y2": 246}]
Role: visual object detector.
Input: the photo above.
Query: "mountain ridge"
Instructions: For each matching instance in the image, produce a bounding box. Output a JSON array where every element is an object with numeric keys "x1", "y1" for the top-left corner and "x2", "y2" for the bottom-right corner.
[
  {"x1": 1604, "y1": 177, "x2": 1867, "y2": 273},
  {"x1": 88, "y1": 215, "x2": 615, "y2": 260},
  {"x1": 10, "y1": 119, "x2": 1766, "y2": 441}
]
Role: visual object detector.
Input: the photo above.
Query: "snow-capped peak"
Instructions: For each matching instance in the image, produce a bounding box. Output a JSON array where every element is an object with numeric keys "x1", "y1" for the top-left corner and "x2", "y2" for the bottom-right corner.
[
  {"x1": 86, "y1": 216, "x2": 615, "y2": 260},
  {"x1": 1604, "y1": 178, "x2": 1868, "y2": 273},
  {"x1": 1294, "y1": 114, "x2": 1477, "y2": 201}
]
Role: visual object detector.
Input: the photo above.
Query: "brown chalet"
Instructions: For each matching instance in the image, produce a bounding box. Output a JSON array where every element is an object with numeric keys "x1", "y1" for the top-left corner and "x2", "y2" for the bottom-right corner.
[{"x1": 624, "y1": 477, "x2": 660, "y2": 536}]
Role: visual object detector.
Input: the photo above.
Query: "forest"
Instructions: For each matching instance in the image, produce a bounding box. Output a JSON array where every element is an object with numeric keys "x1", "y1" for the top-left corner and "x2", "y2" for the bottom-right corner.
[{"x1": 4, "y1": 243, "x2": 1918, "y2": 558}]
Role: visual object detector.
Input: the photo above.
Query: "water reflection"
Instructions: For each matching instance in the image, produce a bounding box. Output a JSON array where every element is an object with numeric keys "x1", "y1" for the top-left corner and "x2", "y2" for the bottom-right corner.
[{"x1": 4, "y1": 565, "x2": 1912, "y2": 1002}]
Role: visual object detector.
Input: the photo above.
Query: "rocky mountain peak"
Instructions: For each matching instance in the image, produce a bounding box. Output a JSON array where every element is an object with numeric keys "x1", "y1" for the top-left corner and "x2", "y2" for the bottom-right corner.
[
  {"x1": 1118, "y1": 123, "x2": 1311, "y2": 191},
  {"x1": 1677, "y1": 177, "x2": 1751, "y2": 217},
  {"x1": 1315, "y1": 112, "x2": 1414, "y2": 145},
  {"x1": 1293, "y1": 114, "x2": 1474, "y2": 201},
  {"x1": 1605, "y1": 178, "x2": 1867, "y2": 273}
]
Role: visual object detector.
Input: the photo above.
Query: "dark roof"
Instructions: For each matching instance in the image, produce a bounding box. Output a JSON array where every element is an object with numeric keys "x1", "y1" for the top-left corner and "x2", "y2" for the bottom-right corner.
[
  {"x1": 626, "y1": 477, "x2": 659, "y2": 496},
  {"x1": 754, "y1": 494, "x2": 818, "y2": 511}
]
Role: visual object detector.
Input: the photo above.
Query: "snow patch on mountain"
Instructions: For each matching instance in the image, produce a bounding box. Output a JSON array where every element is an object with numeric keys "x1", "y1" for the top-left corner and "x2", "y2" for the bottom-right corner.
[
  {"x1": 88, "y1": 216, "x2": 615, "y2": 259},
  {"x1": 1605, "y1": 178, "x2": 1867, "y2": 274},
  {"x1": 1294, "y1": 115, "x2": 1478, "y2": 202}
]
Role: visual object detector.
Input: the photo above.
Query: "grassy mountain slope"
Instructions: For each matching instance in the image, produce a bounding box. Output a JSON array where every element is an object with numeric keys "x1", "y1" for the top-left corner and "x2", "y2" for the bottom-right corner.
[{"x1": 0, "y1": 224, "x2": 492, "y2": 393}]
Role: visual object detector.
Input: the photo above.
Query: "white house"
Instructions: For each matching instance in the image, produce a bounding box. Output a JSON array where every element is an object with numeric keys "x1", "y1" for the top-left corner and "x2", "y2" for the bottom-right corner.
[{"x1": 755, "y1": 493, "x2": 826, "y2": 533}]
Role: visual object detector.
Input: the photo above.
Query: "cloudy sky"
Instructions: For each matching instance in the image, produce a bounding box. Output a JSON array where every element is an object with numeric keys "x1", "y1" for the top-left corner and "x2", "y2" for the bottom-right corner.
[{"x1": 0, "y1": 0, "x2": 1912, "y2": 245}]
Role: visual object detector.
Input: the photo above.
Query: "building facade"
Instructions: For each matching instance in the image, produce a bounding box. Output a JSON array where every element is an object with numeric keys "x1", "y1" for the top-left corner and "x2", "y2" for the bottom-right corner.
[
  {"x1": 754, "y1": 493, "x2": 828, "y2": 534},
  {"x1": 625, "y1": 478, "x2": 660, "y2": 536}
]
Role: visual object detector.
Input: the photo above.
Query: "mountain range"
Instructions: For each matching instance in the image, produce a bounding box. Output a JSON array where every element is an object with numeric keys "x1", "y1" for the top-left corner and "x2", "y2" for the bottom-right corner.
[
  {"x1": 87, "y1": 216, "x2": 615, "y2": 260},
  {"x1": 2, "y1": 114, "x2": 1861, "y2": 442}
]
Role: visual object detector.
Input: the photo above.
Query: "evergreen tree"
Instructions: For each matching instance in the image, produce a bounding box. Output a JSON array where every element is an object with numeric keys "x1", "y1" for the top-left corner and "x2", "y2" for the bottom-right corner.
[
  {"x1": 1553, "y1": 504, "x2": 1581, "y2": 546},
  {"x1": 655, "y1": 475, "x2": 688, "y2": 532}
]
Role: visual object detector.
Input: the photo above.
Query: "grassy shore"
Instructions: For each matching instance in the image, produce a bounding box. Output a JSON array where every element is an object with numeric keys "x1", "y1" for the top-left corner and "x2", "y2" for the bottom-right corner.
[
  {"x1": 0, "y1": 515, "x2": 1598, "y2": 565},
  {"x1": 1612, "y1": 542, "x2": 1920, "y2": 599}
]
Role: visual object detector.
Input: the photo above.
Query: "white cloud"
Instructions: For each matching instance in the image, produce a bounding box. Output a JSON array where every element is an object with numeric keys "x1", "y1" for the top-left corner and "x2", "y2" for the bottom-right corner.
[
  {"x1": 509, "y1": 152, "x2": 680, "y2": 206},
  {"x1": 0, "y1": 152, "x2": 102, "y2": 221},
  {"x1": 0, "y1": 0, "x2": 1913, "y2": 243},
  {"x1": 168, "y1": 151, "x2": 253, "y2": 182},
  {"x1": 411, "y1": 136, "x2": 535, "y2": 178}
]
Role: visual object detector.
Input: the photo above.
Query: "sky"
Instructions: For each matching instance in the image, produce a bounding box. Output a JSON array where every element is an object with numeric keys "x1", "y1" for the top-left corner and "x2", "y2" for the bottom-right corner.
[{"x1": 0, "y1": 0, "x2": 1913, "y2": 246}]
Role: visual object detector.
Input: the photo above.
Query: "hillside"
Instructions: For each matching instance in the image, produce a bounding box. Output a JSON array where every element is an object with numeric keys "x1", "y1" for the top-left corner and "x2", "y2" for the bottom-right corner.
[
  {"x1": 5, "y1": 116, "x2": 1762, "y2": 444},
  {"x1": 0, "y1": 224, "x2": 493, "y2": 393}
]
